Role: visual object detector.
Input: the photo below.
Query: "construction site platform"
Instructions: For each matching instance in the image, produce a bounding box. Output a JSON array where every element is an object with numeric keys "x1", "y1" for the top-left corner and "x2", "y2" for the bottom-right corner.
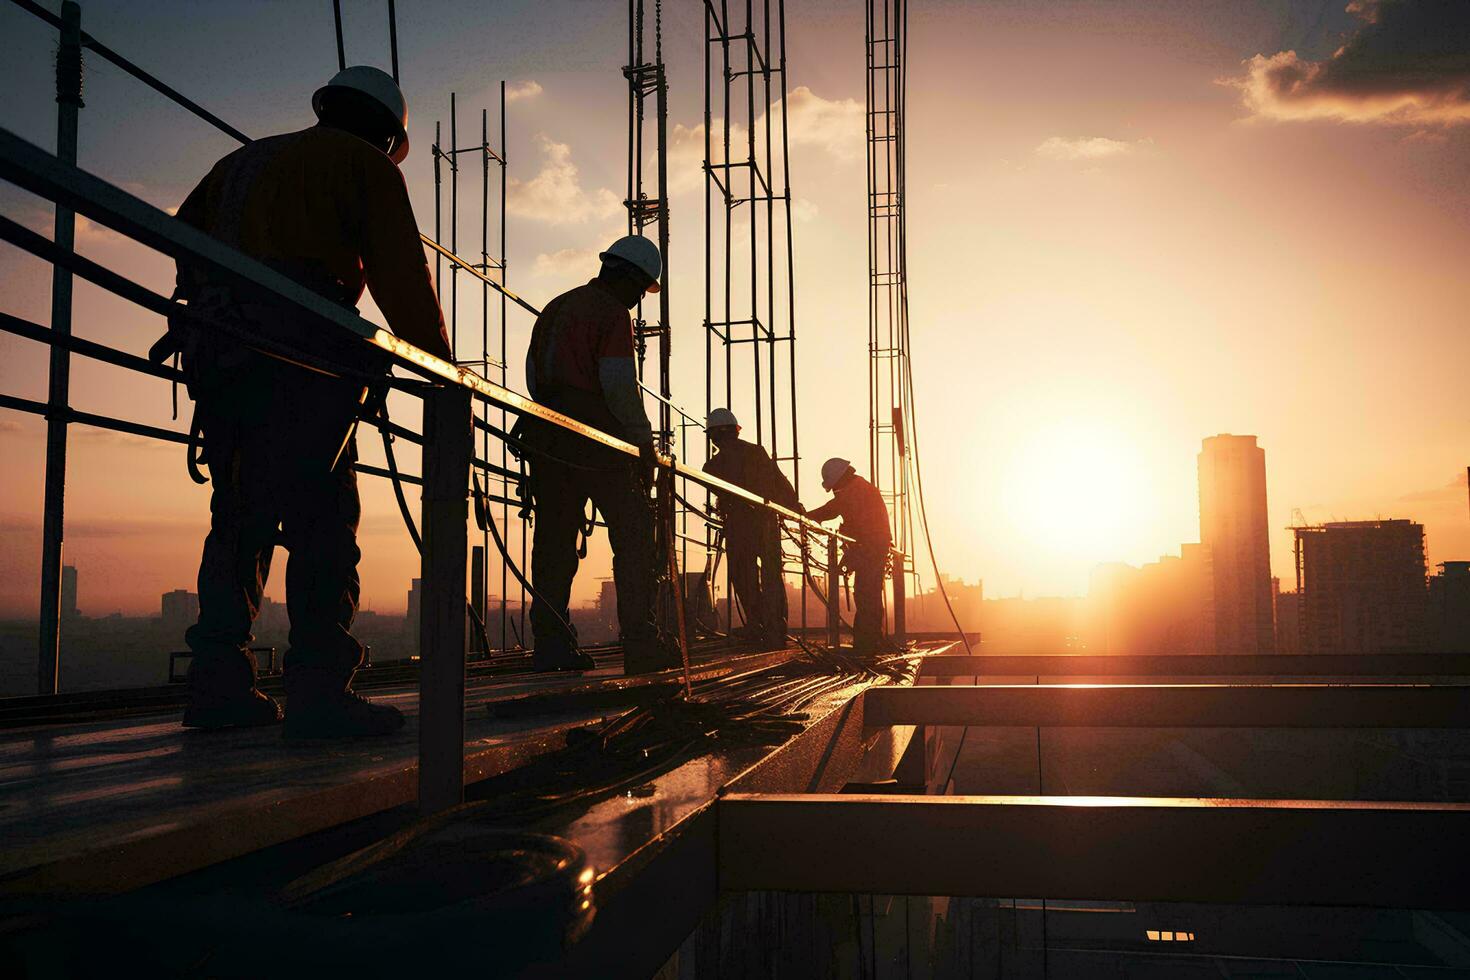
[{"x1": 0, "y1": 640, "x2": 948, "y2": 903}]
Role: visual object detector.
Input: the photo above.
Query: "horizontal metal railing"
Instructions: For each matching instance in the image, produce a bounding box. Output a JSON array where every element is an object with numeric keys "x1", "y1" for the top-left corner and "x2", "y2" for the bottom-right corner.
[{"x1": 0, "y1": 126, "x2": 850, "y2": 537}]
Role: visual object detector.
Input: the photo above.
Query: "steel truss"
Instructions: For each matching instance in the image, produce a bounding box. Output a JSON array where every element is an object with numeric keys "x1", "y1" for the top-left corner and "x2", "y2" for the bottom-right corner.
[
  {"x1": 703, "y1": 0, "x2": 803, "y2": 632},
  {"x1": 432, "y1": 90, "x2": 520, "y2": 653},
  {"x1": 625, "y1": 0, "x2": 674, "y2": 449}
]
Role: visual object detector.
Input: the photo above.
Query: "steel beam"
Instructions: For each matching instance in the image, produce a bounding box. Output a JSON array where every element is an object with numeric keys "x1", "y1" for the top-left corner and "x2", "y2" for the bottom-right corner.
[
  {"x1": 918, "y1": 653, "x2": 1470, "y2": 678},
  {"x1": 863, "y1": 683, "x2": 1470, "y2": 729},
  {"x1": 717, "y1": 793, "x2": 1470, "y2": 909}
]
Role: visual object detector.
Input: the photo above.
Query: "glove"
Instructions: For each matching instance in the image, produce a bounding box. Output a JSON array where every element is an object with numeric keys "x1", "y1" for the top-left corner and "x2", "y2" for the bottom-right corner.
[{"x1": 638, "y1": 440, "x2": 658, "y2": 488}]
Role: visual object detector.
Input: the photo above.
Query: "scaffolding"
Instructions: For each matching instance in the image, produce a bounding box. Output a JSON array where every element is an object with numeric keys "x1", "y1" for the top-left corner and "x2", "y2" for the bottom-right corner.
[
  {"x1": 624, "y1": 0, "x2": 673, "y2": 450},
  {"x1": 865, "y1": 0, "x2": 918, "y2": 609},
  {"x1": 431, "y1": 91, "x2": 519, "y2": 653},
  {"x1": 703, "y1": 0, "x2": 802, "y2": 631}
]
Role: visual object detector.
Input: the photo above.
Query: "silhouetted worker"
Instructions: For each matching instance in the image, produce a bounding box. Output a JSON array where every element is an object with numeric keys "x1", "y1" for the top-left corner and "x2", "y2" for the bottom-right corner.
[
  {"x1": 703, "y1": 408, "x2": 800, "y2": 647},
  {"x1": 166, "y1": 66, "x2": 452, "y2": 737},
  {"x1": 807, "y1": 458, "x2": 893, "y2": 656},
  {"x1": 523, "y1": 236, "x2": 678, "y2": 675}
]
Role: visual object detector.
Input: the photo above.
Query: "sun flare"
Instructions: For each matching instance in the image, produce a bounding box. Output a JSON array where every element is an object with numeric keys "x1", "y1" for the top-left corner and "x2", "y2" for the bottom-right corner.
[{"x1": 1000, "y1": 422, "x2": 1152, "y2": 562}]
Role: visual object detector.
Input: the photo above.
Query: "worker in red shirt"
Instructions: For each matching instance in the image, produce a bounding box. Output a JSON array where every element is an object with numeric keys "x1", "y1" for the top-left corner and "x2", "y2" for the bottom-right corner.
[
  {"x1": 523, "y1": 237, "x2": 678, "y2": 674},
  {"x1": 168, "y1": 67, "x2": 452, "y2": 737},
  {"x1": 806, "y1": 458, "x2": 893, "y2": 655},
  {"x1": 702, "y1": 408, "x2": 800, "y2": 647}
]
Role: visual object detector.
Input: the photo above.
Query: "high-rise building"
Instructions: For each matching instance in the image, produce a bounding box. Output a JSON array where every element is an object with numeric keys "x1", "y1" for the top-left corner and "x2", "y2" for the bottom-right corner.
[
  {"x1": 60, "y1": 564, "x2": 78, "y2": 620},
  {"x1": 1434, "y1": 564, "x2": 1470, "y2": 655},
  {"x1": 405, "y1": 578, "x2": 423, "y2": 646},
  {"x1": 1293, "y1": 520, "x2": 1428, "y2": 654},
  {"x1": 160, "y1": 589, "x2": 200, "y2": 635},
  {"x1": 1087, "y1": 544, "x2": 1213, "y2": 655},
  {"x1": 1427, "y1": 561, "x2": 1468, "y2": 653},
  {"x1": 1198, "y1": 434, "x2": 1274, "y2": 654}
]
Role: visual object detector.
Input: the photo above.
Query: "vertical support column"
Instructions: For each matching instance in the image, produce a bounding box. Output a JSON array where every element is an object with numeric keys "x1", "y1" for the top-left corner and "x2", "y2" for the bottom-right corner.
[
  {"x1": 892, "y1": 550, "x2": 906, "y2": 644},
  {"x1": 826, "y1": 532, "x2": 840, "y2": 649},
  {"x1": 470, "y1": 544, "x2": 485, "y2": 655},
  {"x1": 38, "y1": 0, "x2": 83, "y2": 696},
  {"x1": 419, "y1": 386, "x2": 472, "y2": 815}
]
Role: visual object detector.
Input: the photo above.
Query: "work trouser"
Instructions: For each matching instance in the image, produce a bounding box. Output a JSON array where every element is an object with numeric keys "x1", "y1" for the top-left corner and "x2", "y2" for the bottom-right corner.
[
  {"x1": 529, "y1": 454, "x2": 656, "y2": 652},
  {"x1": 848, "y1": 545, "x2": 888, "y2": 654},
  {"x1": 184, "y1": 357, "x2": 368, "y2": 696},
  {"x1": 726, "y1": 514, "x2": 786, "y2": 637}
]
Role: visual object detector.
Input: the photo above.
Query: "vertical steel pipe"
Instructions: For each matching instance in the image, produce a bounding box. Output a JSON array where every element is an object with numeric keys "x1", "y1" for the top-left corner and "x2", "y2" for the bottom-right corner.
[
  {"x1": 418, "y1": 386, "x2": 472, "y2": 814},
  {"x1": 37, "y1": 0, "x2": 83, "y2": 695},
  {"x1": 826, "y1": 532, "x2": 840, "y2": 648}
]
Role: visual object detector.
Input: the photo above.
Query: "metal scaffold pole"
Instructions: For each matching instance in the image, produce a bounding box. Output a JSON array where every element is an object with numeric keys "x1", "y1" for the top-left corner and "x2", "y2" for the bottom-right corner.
[
  {"x1": 436, "y1": 87, "x2": 510, "y2": 653},
  {"x1": 866, "y1": 0, "x2": 917, "y2": 632},
  {"x1": 704, "y1": 0, "x2": 800, "y2": 637},
  {"x1": 37, "y1": 0, "x2": 83, "y2": 694},
  {"x1": 625, "y1": 0, "x2": 673, "y2": 448}
]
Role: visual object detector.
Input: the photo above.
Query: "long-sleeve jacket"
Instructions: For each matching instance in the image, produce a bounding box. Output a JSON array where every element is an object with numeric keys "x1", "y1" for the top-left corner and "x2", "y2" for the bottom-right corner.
[
  {"x1": 526, "y1": 279, "x2": 653, "y2": 446},
  {"x1": 702, "y1": 439, "x2": 799, "y2": 527},
  {"x1": 807, "y1": 474, "x2": 892, "y2": 550},
  {"x1": 175, "y1": 125, "x2": 451, "y2": 360}
]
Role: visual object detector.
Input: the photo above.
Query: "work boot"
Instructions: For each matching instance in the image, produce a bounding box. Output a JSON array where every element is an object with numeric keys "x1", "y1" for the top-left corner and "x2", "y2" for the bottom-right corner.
[
  {"x1": 283, "y1": 668, "x2": 405, "y2": 740},
  {"x1": 183, "y1": 688, "x2": 283, "y2": 730},
  {"x1": 184, "y1": 648, "x2": 282, "y2": 730},
  {"x1": 531, "y1": 635, "x2": 597, "y2": 672},
  {"x1": 623, "y1": 636, "x2": 682, "y2": 676}
]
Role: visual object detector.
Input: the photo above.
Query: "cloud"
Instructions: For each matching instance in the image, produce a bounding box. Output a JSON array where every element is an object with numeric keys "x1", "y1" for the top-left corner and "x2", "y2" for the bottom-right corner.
[
  {"x1": 532, "y1": 246, "x2": 601, "y2": 279},
  {"x1": 666, "y1": 86, "x2": 863, "y2": 197},
  {"x1": 1035, "y1": 136, "x2": 1152, "y2": 161},
  {"x1": 784, "y1": 86, "x2": 864, "y2": 162},
  {"x1": 0, "y1": 419, "x2": 24, "y2": 435},
  {"x1": 792, "y1": 198, "x2": 819, "y2": 223},
  {"x1": 507, "y1": 135, "x2": 622, "y2": 224},
  {"x1": 1224, "y1": 0, "x2": 1470, "y2": 126},
  {"x1": 505, "y1": 80, "x2": 543, "y2": 103}
]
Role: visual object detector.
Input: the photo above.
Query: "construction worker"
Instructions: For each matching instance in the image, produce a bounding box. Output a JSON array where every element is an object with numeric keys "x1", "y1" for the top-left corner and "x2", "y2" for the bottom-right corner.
[
  {"x1": 522, "y1": 236, "x2": 677, "y2": 674},
  {"x1": 168, "y1": 66, "x2": 452, "y2": 737},
  {"x1": 703, "y1": 408, "x2": 799, "y2": 647},
  {"x1": 806, "y1": 458, "x2": 893, "y2": 656}
]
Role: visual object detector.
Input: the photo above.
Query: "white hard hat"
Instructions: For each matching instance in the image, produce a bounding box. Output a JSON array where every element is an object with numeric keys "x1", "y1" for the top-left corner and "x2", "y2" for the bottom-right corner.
[
  {"x1": 599, "y1": 235, "x2": 662, "y2": 292},
  {"x1": 313, "y1": 66, "x2": 411, "y2": 164},
  {"x1": 821, "y1": 457, "x2": 855, "y2": 491},
  {"x1": 707, "y1": 408, "x2": 739, "y2": 431}
]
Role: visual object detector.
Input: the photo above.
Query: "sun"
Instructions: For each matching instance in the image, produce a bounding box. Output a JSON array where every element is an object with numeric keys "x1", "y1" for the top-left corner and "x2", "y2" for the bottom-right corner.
[{"x1": 999, "y1": 421, "x2": 1151, "y2": 562}]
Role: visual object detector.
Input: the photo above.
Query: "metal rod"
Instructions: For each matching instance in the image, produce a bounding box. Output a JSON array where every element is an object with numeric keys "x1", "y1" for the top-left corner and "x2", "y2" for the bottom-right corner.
[
  {"x1": 863, "y1": 683, "x2": 1470, "y2": 729},
  {"x1": 37, "y1": 0, "x2": 82, "y2": 695},
  {"x1": 332, "y1": 0, "x2": 346, "y2": 71},
  {"x1": 387, "y1": 0, "x2": 399, "y2": 82}
]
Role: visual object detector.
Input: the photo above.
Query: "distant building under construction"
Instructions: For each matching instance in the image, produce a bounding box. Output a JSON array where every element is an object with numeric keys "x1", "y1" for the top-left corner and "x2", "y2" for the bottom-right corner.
[{"x1": 1293, "y1": 520, "x2": 1428, "y2": 655}]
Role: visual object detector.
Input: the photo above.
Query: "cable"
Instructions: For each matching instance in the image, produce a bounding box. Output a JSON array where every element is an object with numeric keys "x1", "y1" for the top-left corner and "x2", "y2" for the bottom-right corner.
[
  {"x1": 473, "y1": 473, "x2": 584, "y2": 653},
  {"x1": 890, "y1": 0, "x2": 972, "y2": 658}
]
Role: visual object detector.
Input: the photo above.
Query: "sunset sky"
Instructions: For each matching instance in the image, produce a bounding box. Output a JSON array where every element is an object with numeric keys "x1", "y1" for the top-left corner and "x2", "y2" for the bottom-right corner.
[{"x1": 0, "y1": 0, "x2": 1466, "y2": 620}]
